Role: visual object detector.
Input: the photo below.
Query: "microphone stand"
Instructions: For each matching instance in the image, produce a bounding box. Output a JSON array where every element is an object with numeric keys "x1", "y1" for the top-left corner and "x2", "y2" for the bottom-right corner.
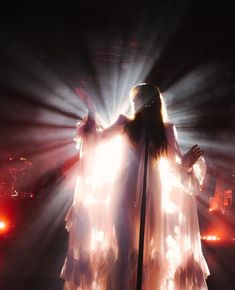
[{"x1": 136, "y1": 117, "x2": 149, "y2": 290}]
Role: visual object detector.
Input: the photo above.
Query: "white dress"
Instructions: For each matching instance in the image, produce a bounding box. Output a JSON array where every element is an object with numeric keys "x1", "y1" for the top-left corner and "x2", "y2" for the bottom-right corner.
[{"x1": 61, "y1": 116, "x2": 209, "y2": 290}]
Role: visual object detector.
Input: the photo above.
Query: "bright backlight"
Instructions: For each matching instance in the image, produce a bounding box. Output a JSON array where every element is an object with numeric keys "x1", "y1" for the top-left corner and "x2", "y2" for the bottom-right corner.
[{"x1": 0, "y1": 219, "x2": 10, "y2": 235}]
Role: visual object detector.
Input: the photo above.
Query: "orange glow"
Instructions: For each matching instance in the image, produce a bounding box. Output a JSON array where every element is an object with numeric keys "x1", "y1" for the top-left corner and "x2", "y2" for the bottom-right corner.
[
  {"x1": 208, "y1": 196, "x2": 220, "y2": 212},
  {"x1": 201, "y1": 235, "x2": 220, "y2": 241},
  {"x1": 0, "y1": 221, "x2": 6, "y2": 230},
  {"x1": 0, "y1": 218, "x2": 10, "y2": 235}
]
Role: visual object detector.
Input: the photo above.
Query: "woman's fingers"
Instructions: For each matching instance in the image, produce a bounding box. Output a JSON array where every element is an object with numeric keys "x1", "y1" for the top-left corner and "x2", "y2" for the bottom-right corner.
[
  {"x1": 191, "y1": 145, "x2": 204, "y2": 157},
  {"x1": 191, "y1": 147, "x2": 204, "y2": 164},
  {"x1": 75, "y1": 87, "x2": 96, "y2": 113},
  {"x1": 182, "y1": 145, "x2": 204, "y2": 170},
  {"x1": 191, "y1": 144, "x2": 199, "y2": 151},
  {"x1": 197, "y1": 149, "x2": 204, "y2": 157}
]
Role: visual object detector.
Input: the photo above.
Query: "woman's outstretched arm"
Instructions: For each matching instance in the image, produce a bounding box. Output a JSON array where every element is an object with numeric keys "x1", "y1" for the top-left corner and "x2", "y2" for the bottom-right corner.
[{"x1": 75, "y1": 86, "x2": 129, "y2": 140}]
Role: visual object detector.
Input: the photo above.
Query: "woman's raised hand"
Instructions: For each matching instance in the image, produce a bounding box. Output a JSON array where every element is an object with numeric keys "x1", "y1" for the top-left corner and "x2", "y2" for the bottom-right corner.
[
  {"x1": 75, "y1": 86, "x2": 96, "y2": 134},
  {"x1": 182, "y1": 145, "x2": 204, "y2": 172},
  {"x1": 75, "y1": 86, "x2": 96, "y2": 115}
]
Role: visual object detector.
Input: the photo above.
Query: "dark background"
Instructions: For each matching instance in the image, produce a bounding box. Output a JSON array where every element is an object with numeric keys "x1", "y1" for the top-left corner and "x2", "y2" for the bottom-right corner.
[{"x1": 0, "y1": 0, "x2": 234, "y2": 168}]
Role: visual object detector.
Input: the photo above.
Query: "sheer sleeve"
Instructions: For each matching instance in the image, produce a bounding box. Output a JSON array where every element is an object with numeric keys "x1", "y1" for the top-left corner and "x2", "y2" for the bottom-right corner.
[
  {"x1": 163, "y1": 123, "x2": 209, "y2": 289},
  {"x1": 165, "y1": 123, "x2": 206, "y2": 196},
  {"x1": 61, "y1": 114, "x2": 128, "y2": 290},
  {"x1": 74, "y1": 114, "x2": 129, "y2": 149}
]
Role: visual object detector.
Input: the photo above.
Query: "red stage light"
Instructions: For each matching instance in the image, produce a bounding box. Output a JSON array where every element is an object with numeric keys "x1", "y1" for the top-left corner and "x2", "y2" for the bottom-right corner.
[
  {"x1": 0, "y1": 218, "x2": 10, "y2": 235},
  {"x1": 0, "y1": 221, "x2": 6, "y2": 229},
  {"x1": 201, "y1": 234, "x2": 220, "y2": 241}
]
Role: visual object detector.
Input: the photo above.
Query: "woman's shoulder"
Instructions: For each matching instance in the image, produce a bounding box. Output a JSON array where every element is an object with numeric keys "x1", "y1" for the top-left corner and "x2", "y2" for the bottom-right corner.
[
  {"x1": 164, "y1": 122, "x2": 175, "y2": 130},
  {"x1": 114, "y1": 114, "x2": 131, "y2": 126},
  {"x1": 164, "y1": 122, "x2": 177, "y2": 137}
]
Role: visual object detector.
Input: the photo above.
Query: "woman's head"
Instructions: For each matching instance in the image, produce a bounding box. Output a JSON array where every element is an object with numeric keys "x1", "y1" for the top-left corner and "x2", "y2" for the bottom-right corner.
[
  {"x1": 126, "y1": 83, "x2": 168, "y2": 157},
  {"x1": 130, "y1": 83, "x2": 162, "y2": 118}
]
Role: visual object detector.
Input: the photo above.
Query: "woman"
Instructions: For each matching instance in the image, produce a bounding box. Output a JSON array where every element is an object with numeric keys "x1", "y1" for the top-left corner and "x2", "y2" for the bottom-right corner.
[{"x1": 61, "y1": 83, "x2": 209, "y2": 290}]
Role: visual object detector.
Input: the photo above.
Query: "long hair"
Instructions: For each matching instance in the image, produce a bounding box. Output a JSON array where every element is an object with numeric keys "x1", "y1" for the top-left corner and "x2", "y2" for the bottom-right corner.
[{"x1": 125, "y1": 83, "x2": 168, "y2": 158}]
